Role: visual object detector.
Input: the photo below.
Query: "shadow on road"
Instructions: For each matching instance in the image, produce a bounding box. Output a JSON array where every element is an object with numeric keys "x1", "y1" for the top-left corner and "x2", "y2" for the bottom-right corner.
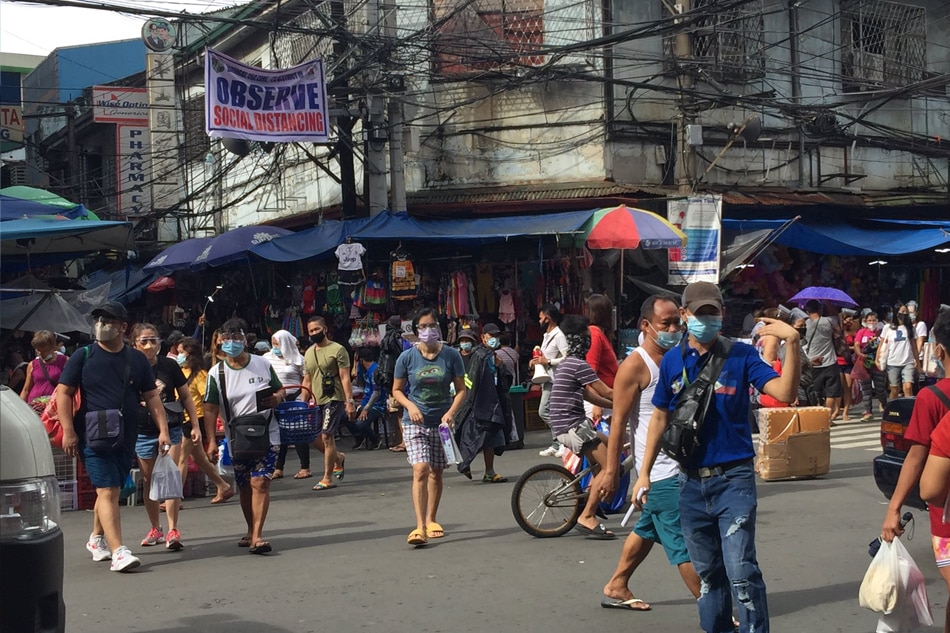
[
  {"x1": 767, "y1": 579, "x2": 861, "y2": 617},
  {"x1": 135, "y1": 614, "x2": 295, "y2": 633}
]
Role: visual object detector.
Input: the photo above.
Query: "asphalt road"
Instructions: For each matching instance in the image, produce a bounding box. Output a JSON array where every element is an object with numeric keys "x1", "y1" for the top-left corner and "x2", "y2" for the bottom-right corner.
[{"x1": 59, "y1": 426, "x2": 945, "y2": 633}]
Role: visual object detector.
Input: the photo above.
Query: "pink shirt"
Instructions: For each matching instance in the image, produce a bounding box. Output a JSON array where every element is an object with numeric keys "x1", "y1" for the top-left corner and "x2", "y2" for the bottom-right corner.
[{"x1": 26, "y1": 354, "x2": 68, "y2": 401}]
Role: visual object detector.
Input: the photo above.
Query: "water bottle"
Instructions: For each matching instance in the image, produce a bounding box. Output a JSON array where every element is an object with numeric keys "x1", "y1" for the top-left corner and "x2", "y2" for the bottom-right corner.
[{"x1": 868, "y1": 512, "x2": 913, "y2": 557}]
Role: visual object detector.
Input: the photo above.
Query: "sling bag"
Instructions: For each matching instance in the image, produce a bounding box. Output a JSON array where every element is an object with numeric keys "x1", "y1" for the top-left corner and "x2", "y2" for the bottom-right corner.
[
  {"x1": 660, "y1": 336, "x2": 733, "y2": 465},
  {"x1": 218, "y1": 364, "x2": 271, "y2": 461},
  {"x1": 83, "y1": 346, "x2": 132, "y2": 453}
]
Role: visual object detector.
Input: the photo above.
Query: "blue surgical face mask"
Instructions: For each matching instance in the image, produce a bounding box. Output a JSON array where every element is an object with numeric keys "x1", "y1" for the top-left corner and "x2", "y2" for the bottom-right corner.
[
  {"x1": 221, "y1": 341, "x2": 245, "y2": 358},
  {"x1": 687, "y1": 315, "x2": 722, "y2": 344},
  {"x1": 649, "y1": 323, "x2": 683, "y2": 350},
  {"x1": 176, "y1": 353, "x2": 187, "y2": 365},
  {"x1": 486, "y1": 337, "x2": 499, "y2": 349},
  {"x1": 459, "y1": 341, "x2": 473, "y2": 352},
  {"x1": 271, "y1": 347, "x2": 282, "y2": 357}
]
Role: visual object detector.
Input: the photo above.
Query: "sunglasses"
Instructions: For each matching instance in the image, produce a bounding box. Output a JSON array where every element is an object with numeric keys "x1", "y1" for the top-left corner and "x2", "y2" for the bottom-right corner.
[{"x1": 136, "y1": 337, "x2": 161, "y2": 345}]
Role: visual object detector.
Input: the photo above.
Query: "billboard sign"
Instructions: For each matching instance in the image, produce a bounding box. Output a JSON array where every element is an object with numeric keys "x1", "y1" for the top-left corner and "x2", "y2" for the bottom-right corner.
[{"x1": 93, "y1": 86, "x2": 149, "y2": 124}]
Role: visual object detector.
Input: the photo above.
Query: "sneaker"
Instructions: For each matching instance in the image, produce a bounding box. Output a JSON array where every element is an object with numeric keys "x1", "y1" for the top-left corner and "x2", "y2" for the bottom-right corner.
[
  {"x1": 166, "y1": 529, "x2": 183, "y2": 551},
  {"x1": 110, "y1": 546, "x2": 141, "y2": 573},
  {"x1": 140, "y1": 527, "x2": 164, "y2": 546},
  {"x1": 555, "y1": 445, "x2": 567, "y2": 458},
  {"x1": 86, "y1": 534, "x2": 111, "y2": 562},
  {"x1": 861, "y1": 413, "x2": 873, "y2": 422},
  {"x1": 539, "y1": 446, "x2": 558, "y2": 457}
]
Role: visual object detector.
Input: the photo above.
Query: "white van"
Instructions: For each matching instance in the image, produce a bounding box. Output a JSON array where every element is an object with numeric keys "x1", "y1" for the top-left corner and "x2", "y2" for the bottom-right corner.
[{"x1": 0, "y1": 384, "x2": 66, "y2": 632}]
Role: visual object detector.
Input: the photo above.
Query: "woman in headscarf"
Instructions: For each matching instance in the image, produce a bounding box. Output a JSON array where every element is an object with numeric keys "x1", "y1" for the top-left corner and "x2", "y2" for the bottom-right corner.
[{"x1": 264, "y1": 330, "x2": 309, "y2": 480}]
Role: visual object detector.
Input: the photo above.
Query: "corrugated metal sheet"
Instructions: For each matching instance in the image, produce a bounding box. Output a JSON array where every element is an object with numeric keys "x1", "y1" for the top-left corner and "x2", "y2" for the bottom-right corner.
[{"x1": 407, "y1": 181, "x2": 656, "y2": 205}]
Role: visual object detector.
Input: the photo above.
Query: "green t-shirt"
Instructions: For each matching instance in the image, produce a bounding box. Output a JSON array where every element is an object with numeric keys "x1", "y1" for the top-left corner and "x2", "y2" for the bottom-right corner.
[{"x1": 304, "y1": 341, "x2": 350, "y2": 405}]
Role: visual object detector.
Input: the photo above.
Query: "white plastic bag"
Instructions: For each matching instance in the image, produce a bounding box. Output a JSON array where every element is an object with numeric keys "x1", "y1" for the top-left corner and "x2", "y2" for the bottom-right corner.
[
  {"x1": 859, "y1": 538, "x2": 900, "y2": 614},
  {"x1": 149, "y1": 453, "x2": 183, "y2": 501},
  {"x1": 869, "y1": 538, "x2": 934, "y2": 633}
]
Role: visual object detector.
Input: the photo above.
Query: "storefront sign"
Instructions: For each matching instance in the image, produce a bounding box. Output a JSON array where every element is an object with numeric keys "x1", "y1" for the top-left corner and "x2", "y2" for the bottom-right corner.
[
  {"x1": 148, "y1": 53, "x2": 181, "y2": 211},
  {"x1": 0, "y1": 105, "x2": 23, "y2": 143},
  {"x1": 116, "y1": 125, "x2": 151, "y2": 216},
  {"x1": 205, "y1": 49, "x2": 330, "y2": 143},
  {"x1": 668, "y1": 195, "x2": 722, "y2": 284},
  {"x1": 92, "y1": 86, "x2": 148, "y2": 123}
]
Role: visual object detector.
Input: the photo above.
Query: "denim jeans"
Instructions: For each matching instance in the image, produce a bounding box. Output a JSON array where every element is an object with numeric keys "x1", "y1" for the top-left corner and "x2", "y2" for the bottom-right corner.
[
  {"x1": 538, "y1": 383, "x2": 557, "y2": 443},
  {"x1": 678, "y1": 461, "x2": 768, "y2": 633}
]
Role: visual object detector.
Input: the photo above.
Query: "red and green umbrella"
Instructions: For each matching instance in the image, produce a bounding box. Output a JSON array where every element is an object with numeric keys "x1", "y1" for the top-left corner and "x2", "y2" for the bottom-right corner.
[{"x1": 583, "y1": 205, "x2": 686, "y2": 250}]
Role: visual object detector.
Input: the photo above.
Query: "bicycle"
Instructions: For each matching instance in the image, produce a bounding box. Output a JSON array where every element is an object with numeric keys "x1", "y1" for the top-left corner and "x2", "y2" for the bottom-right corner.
[{"x1": 510, "y1": 444, "x2": 635, "y2": 538}]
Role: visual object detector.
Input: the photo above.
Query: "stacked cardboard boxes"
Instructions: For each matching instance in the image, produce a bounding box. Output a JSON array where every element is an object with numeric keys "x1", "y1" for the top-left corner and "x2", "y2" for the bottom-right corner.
[{"x1": 757, "y1": 407, "x2": 831, "y2": 481}]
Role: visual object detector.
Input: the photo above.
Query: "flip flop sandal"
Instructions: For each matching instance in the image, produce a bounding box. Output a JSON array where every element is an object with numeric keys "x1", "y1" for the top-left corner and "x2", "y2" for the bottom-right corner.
[
  {"x1": 600, "y1": 597, "x2": 651, "y2": 611},
  {"x1": 389, "y1": 445, "x2": 406, "y2": 452},
  {"x1": 333, "y1": 456, "x2": 345, "y2": 480},
  {"x1": 407, "y1": 529, "x2": 427, "y2": 546},
  {"x1": 312, "y1": 481, "x2": 337, "y2": 491},
  {"x1": 292, "y1": 470, "x2": 312, "y2": 479},
  {"x1": 238, "y1": 536, "x2": 252, "y2": 548},
  {"x1": 248, "y1": 541, "x2": 272, "y2": 555},
  {"x1": 574, "y1": 522, "x2": 616, "y2": 540},
  {"x1": 426, "y1": 522, "x2": 445, "y2": 538},
  {"x1": 482, "y1": 474, "x2": 508, "y2": 483},
  {"x1": 271, "y1": 470, "x2": 284, "y2": 480}
]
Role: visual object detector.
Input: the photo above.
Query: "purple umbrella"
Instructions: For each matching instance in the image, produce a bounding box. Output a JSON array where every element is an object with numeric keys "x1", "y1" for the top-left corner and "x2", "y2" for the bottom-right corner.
[
  {"x1": 788, "y1": 286, "x2": 858, "y2": 308},
  {"x1": 143, "y1": 237, "x2": 215, "y2": 274},
  {"x1": 191, "y1": 225, "x2": 293, "y2": 269}
]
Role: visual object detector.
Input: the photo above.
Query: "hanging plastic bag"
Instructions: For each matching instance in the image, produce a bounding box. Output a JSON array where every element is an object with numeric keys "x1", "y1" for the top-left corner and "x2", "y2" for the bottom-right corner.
[
  {"x1": 149, "y1": 453, "x2": 183, "y2": 501},
  {"x1": 859, "y1": 537, "x2": 900, "y2": 614},
  {"x1": 439, "y1": 423, "x2": 461, "y2": 465},
  {"x1": 873, "y1": 537, "x2": 934, "y2": 633}
]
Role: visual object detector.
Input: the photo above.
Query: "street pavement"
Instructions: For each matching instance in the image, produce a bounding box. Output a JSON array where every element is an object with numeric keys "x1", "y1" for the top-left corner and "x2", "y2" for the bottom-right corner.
[{"x1": 60, "y1": 427, "x2": 945, "y2": 633}]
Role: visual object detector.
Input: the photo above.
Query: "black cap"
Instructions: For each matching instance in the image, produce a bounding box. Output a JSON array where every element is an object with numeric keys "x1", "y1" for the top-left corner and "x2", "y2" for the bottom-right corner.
[
  {"x1": 458, "y1": 328, "x2": 478, "y2": 341},
  {"x1": 682, "y1": 282, "x2": 723, "y2": 313},
  {"x1": 482, "y1": 323, "x2": 501, "y2": 335},
  {"x1": 91, "y1": 301, "x2": 128, "y2": 321}
]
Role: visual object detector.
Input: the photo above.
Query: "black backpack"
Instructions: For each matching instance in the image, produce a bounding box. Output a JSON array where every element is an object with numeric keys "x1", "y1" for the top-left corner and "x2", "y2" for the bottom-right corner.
[{"x1": 376, "y1": 330, "x2": 403, "y2": 389}]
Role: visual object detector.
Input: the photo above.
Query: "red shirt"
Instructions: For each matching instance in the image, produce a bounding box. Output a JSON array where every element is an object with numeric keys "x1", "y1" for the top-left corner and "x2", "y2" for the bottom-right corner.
[
  {"x1": 905, "y1": 378, "x2": 950, "y2": 537},
  {"x1": 929, "y1": 410, "x2": 950, "y2": 458},
  {"x1": 585, "y1": 326, "x2": 618, "y2": 388}
]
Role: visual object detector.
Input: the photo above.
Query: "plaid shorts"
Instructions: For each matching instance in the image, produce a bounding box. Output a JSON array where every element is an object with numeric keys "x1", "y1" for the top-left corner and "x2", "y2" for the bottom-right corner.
[
  {"x1": 403, "y1": 423, "x2": 447, "y2": 470},
  {"x1": 232, "y1": 445, "x2": 280, "y2": 487},
  {"x1": 933, "y1": 535, "x2": 950, "y2": 568}
]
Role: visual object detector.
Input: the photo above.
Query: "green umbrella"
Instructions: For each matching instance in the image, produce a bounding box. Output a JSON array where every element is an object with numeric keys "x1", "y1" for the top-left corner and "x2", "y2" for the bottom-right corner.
[{"x1": 0, "y1": 185, "x2": 98, "y2": 220}]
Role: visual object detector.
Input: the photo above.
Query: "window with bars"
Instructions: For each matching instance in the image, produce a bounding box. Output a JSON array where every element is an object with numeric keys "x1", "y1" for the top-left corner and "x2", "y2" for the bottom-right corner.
[
  {"x1": 841, "y1": 0, "x2": 925, "y2": 92},
  {"x1": 684, "y1": 0, "x2": 765, "y2": 82},
  {"x1": 433, "y1": 0, "x2": 545, "y2": 76}
]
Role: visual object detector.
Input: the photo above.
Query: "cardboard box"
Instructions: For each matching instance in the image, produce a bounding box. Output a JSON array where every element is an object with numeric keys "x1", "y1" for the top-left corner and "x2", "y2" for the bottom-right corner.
[
  {"x1": 757, "y1": 431, "x2": 831, "y2": 480},
  {"x1": 757, "y1": 407, "x2": 831, "y2": 481},
  {"x1": 759, "y1": 407, "x2": 831, "y2": 443}
]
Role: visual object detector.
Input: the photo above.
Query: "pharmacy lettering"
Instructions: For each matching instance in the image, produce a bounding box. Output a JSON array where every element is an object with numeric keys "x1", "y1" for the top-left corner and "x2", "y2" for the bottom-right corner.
[
  {"x1": 204, "y1": 49, "x2": 330, "y2": 143},
  {"x1": 116, "y1": 125, "x2": 152, "y2": 216}
]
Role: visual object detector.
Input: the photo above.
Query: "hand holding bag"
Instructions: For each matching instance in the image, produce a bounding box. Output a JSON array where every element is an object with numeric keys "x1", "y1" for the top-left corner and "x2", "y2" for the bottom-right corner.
[{"x1": 149, "y1": 453, "x2": 183, "y2": 501}]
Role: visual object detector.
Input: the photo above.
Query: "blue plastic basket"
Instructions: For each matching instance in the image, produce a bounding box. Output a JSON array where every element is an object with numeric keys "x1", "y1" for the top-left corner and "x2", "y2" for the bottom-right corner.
[{"x1": 275, "y1": 400, "x2": 320, "y2": 444}]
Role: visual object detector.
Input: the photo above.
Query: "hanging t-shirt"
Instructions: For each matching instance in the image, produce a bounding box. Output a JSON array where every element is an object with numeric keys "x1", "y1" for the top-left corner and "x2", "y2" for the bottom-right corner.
[
  {"x1": 335, "y1": 242, "x2": 366, "y2": 271},
  {"x1": 391, "y1": 258, "x2": 417, "y2": 300}
]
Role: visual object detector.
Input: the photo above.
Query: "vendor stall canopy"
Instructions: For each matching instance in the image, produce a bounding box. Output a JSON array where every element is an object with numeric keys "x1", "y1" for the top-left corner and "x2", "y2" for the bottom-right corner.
[{"x1": 722, "y1": 218, "x2": 950, "y2": 256}]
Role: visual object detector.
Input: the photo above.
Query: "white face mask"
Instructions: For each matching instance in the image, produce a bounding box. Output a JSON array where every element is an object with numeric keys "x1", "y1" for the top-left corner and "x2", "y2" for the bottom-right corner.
[{"x1": 94, "y1": 323, "x2": 121, "y2": 341}]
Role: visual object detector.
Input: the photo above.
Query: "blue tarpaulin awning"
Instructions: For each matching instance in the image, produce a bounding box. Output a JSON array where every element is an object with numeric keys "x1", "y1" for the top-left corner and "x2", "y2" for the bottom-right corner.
[
  {"x1": 722, "y1": 219, "x2": 950, "y2": 256},
  {"x1": 350, "y1": 210, "x2": 595, "y2": 243},
  {"x1": 1, "y1": 218, "x2": 133, "y2": 255},
  {"x1": 250, "y1": 218, "x2": 372, "y2": 262}
]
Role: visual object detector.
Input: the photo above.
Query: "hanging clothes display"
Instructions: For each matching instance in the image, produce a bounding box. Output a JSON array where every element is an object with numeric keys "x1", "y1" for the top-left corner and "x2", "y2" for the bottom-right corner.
[
  {"x1": 391, "y1": 255, "x2": 418, "y2": 301},
  {"x1": 475, "y1": 262, "x2": 495, "y2": 313},
  {"x1": 498, "y1": 289, "x2": 516, "y2": 324},
  {"x1": 335, "y1": 239, "x2": 366, "y2": 285}
]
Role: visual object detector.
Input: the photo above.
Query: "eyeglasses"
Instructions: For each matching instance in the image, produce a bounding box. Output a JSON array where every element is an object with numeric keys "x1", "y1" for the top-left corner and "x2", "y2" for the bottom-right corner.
[
  {"x1": 136, "y1": 337, "x2": 161, "y2": 345},
  {"x1": 417, "y1": 323, "x2": 439, "y2": 330}
]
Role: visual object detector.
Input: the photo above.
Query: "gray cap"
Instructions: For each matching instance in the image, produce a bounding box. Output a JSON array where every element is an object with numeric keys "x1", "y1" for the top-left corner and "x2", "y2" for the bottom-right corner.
[{"x1": 682, "y1": 282, "x2": 723, "y2": 313}]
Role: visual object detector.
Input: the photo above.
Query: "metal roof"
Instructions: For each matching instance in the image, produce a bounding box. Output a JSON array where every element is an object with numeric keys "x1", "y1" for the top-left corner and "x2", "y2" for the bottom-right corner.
[{"x1": 406, "y1": 181, "x2": 658, "y2": 206}]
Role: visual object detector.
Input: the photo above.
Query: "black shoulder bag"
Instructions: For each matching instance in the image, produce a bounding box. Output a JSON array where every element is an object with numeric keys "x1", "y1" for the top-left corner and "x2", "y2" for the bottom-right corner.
[
  {"x1": 83, "y1": 346, "x2": 132, "y2": 453},
  {"x1": 218, "y1": 364, "x2": 271, "y2": 461},
  {"x1": 660, "y1": 336, "x2": 734, "y2": 465}
]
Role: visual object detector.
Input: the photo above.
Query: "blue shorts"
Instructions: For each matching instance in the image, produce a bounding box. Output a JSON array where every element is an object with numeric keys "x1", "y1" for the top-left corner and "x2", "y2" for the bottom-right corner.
[
  {"x1": 81, "y1": 445, "x2": 136, "y2": 489},
  {"x1": 233, "y1": 445, "x2": 280, "y2": 487},
  {"x1": 134, "y1": 425, "x2": 184, "y2": 460},
  {"x1": 634, "y1": 475, "x2": 691, "y2": 566}
]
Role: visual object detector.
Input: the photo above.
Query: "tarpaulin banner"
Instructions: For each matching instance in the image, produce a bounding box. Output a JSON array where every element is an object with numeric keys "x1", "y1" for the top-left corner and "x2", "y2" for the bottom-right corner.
[
  {"x1": 204, "y1": 48, "x2": 330, "y2": 143},
  {"x1": 668, "y1": 194, "x2": 722, "y2": 284}
]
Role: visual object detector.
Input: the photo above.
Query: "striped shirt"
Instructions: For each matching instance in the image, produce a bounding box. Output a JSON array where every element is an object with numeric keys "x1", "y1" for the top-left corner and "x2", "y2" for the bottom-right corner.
[{"x1": 549, "y1": 357, "x2": 599, "y2": 435}]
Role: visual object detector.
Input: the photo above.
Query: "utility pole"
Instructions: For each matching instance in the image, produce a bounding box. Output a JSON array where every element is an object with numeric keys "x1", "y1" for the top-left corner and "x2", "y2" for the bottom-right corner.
[
  {"x1": 330, "y1": 0, "x2": 358, "y2": 218},
  {"x1": 383, "y1": 1, "x2": 406, "y2": 213},
  {"x1": 365, "y1": 0, "x2": 388, "y2": 216},
  {"x1": 673, "y1": 0, "x2": 694, "y2": 194},
  {"x1": 66, "y1": 103, "x2": 79, "y2": 202},
  {"x1": 788, "y1": 0, "x2": 805, "y2": 188}
]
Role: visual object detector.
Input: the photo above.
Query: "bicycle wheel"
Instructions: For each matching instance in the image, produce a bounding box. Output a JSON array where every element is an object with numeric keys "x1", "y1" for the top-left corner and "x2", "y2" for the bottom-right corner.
[{"x1": 511, "y1": 463, "x2": 584, "y2": 538}]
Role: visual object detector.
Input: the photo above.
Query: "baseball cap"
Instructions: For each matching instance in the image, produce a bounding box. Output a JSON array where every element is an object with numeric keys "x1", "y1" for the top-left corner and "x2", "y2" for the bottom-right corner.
[
  {"x1": 682, "y1": 282, "x2": 723, "y2": 313},
  {"x1": 482, "y1": 323, "x2": 500, "y2": 335},
  {"x1": 91, "y1": 301, "x2": 128, "y2": 321},
  {"x1": 254, "y1": 341, "x2": 270, "y2": 352},
  {"x1": 458, "y1": 328, "x2": 478, "y2": 341}
]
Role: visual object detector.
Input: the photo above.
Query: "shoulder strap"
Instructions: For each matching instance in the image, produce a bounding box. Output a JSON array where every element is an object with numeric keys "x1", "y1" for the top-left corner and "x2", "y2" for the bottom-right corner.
[
  {"x1": 217, "y1": 363, "x2": 233, "y2": 422},
  {"x1": 698, "y1": 337, "x2": 733, "y2": 386},
  {"x1": 928, "y1": 385, "x2": 950, "y2": 411},
  {"x1": 37, "y1": 357, "x2": 56, "y2": 386}
]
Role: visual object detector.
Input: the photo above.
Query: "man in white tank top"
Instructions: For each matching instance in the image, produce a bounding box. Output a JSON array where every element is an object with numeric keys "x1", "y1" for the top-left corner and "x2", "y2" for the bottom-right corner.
[{"x1": 599, "y1": 295, "x2": 702, "y2": 610}]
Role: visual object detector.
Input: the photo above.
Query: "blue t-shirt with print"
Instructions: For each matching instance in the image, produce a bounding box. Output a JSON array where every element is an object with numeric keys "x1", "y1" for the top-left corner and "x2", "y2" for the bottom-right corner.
[
  {"x1": 361, "y1": 362, "x2": 388, "y2": 413},
  {"x1": 652, "y1": 338, "x2": 778, "y2": 469},
  {"x1": 394, "y1": 345, "x2": 465, "y2": 427}
]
